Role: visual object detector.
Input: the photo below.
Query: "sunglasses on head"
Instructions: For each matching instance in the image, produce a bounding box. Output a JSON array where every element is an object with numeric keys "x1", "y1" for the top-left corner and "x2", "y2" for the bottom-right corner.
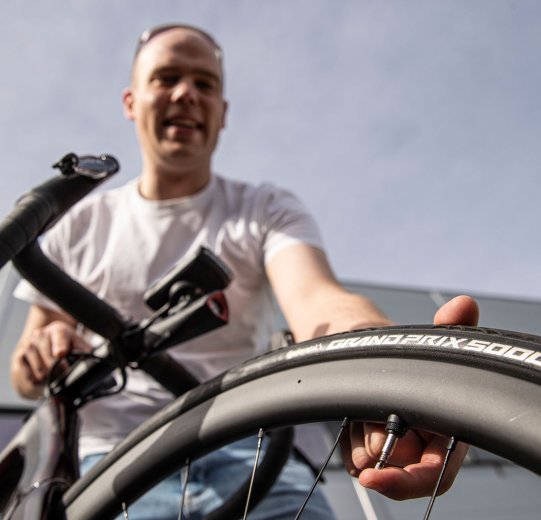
[{"x1": 134, "y1": 23, "x2": 222, "y2": 61}]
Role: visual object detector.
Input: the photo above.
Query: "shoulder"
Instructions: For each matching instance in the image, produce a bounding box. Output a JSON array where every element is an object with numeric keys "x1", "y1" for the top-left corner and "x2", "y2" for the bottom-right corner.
[{"x1": 212, "y1": 174, "x2": 321, "y2": 253}]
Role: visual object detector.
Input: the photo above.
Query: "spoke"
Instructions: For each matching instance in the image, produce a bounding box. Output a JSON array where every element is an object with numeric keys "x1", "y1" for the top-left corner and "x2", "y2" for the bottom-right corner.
[
  {"x1": 423, "y1": 436, "x2": 457, "y2": 520},
  {"x1": 294, "y1": 418, "x2": 350, "y2": 520},
  {"x1": 242, "y1": 428, "x2": 265, "y2": 520},
  {"x1": 178, "y1": 457, "x2": 191, "y2": 520}
]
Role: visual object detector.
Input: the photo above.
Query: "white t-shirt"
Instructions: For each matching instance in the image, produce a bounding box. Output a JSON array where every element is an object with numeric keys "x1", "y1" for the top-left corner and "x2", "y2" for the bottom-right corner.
[{"x1": 15, "y1": 174, "x2": 323, "y2": 457}]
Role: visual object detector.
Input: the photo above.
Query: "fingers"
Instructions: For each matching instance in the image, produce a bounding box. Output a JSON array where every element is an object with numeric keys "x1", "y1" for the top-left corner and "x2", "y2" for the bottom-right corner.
[
  {"x1": 346, "y1": 422, "x2": 426, "y2": 472},
  {"x1": 15, "y1": 329, "x2": 54, "y2": 384},
  {"x1": 358, "y1": 437, "x2": 468, "y2": 500},
  {"x1": 338, "y1": 420, "x2": 356, "y2": 476},
  {"x1": 434, "y1": 295, "x2": 479, "y2": 326},
  {"x1": 345, "y1": 421, "x2": 468, "y2": 500},
  {"x1": 366, "y1": 424, "x2": 427, "y2": 467},
  {"x1": 340, "y1": 421, "x2": 366, "y2": 477},
  {"x1": 12, "y1": 321, "x2": 88, "y2": 388}
]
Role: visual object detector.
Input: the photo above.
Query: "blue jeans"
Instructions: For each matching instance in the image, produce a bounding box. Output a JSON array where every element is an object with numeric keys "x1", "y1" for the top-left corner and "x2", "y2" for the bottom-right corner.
[{"x1": 80, "y1": 437, "x2": 335, "y2": 519}]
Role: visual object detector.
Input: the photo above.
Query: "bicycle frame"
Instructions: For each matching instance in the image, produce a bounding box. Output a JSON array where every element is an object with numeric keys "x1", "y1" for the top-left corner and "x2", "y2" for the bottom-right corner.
[{"x1": 0, "y1": 397, "x2": 79, "y2": 518}]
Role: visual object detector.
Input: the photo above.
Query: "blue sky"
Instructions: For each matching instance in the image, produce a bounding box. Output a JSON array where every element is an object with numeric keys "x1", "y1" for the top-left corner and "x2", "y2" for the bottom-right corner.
[{"x1": 1, "y1": 0, "x2": 540, "y2": 299}]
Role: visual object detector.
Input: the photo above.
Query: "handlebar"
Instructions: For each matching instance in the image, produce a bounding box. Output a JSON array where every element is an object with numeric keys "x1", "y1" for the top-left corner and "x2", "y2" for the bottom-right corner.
[
  {"x1": 0, "y1": 153, "x2": 119, "y2": 269},
  {"x1": 0, "y1": 153, "x2": 237, "y2": 518},
  {"x1": 0, "y1": 152, "x2": 233, "y2": 405},
  {"x1": 0, "y1": 153, "x2": 127, "y2": 342},
  {"x1": 13, "y1": 241, "x2": 127, "y2": 341}
]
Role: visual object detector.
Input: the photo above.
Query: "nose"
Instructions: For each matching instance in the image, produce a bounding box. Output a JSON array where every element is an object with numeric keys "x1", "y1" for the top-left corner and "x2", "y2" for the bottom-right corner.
[{"x1": 171, "y1": 79, "x2": 197, "y2": 105}]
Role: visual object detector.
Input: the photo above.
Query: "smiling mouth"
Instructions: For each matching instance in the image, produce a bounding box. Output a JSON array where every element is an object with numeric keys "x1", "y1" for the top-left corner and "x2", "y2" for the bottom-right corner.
[{"x1": 164, "y1": 117, "x2": 204, "y2": 131}]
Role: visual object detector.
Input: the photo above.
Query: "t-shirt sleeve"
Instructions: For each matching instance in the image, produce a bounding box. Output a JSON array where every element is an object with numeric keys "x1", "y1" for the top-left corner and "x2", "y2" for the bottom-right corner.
[{"x1": 257, "y1": 184, "x2": 324, "y2": 264}]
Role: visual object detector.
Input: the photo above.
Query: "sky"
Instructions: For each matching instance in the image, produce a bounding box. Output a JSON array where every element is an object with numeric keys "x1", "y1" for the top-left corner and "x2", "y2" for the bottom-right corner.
[{"x1": 1, "y1": 0, "x2": 541, "y2": 300}]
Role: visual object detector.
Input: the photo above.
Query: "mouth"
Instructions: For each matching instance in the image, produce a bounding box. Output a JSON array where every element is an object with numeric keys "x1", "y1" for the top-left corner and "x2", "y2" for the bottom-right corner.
[{"x1": 163, "y1": 116, "x2": 204, "y2": 131}]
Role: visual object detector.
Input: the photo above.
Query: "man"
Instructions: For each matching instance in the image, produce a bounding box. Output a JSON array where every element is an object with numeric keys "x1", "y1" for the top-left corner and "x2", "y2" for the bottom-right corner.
[{"x1": 11, "y1": 24, "x2": 478, "y2": 518}]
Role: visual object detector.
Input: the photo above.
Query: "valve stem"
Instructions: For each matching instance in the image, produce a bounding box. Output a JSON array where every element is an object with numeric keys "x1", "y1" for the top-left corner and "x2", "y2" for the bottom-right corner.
[{"x1": 375, "y1": 414, "x2": 408, "y2": 469}]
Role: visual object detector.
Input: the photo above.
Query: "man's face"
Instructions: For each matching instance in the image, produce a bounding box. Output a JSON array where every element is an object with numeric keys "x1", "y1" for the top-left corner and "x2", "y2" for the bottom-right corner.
[{"x1": 123, "y1": 28, "x2": 227, "y2": 173}]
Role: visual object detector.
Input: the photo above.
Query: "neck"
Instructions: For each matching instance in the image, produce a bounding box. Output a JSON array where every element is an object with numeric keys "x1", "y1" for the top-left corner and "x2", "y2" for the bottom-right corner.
[{"x1": 138, "y1": 163, "x2": 211, "y2": 200}]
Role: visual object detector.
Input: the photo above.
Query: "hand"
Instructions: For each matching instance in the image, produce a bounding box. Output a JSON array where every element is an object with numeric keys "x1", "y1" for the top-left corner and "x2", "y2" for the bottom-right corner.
[
  {"x1": 11, "y1": 320, "x2": 92, "y2": 399},
  {"x1": 341, "y1": 295, "x2": 479, "y2": 500}
]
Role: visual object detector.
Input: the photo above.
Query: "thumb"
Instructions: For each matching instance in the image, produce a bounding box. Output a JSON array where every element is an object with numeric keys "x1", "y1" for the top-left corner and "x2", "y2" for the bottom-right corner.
[{"x1": 434, "y1": 295, "x2": 479, "y2": 326}]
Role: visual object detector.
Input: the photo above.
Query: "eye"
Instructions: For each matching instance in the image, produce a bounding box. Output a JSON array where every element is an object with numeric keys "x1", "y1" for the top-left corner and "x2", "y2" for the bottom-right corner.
[
  {"x1": 195, "y1": 78, "x2": 218, "y2": 93},
  {"x1": 156, "y1": 74, "x2": 179, "y2": 87},
  {"x1": 150, "y1": 70, "x2": 181, "y2": 88}
]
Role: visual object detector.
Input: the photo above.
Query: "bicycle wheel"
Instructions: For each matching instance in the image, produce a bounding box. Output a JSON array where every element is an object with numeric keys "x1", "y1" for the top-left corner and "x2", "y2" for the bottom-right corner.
[{"x1": 63, "y1": 324, "x2": 541, "y2": 519}]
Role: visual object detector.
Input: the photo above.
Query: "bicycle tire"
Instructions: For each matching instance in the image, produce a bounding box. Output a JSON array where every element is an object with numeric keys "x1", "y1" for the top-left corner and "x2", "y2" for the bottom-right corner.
[
  {"x1": 63, "y1": 324, "x2": 541, "y2": 519},
  {"x1": 139, "y1": 351, "x2": 294, "y2": 520}
]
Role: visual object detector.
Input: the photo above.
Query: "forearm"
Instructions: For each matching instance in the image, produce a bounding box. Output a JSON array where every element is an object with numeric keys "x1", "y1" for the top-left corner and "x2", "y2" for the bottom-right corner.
[
  {"x1": 291, "y1": 288, "x2": 393, "y2": 342},
  {"x1": 267, "y1": 244, "x2": 392, "y2": 342}
]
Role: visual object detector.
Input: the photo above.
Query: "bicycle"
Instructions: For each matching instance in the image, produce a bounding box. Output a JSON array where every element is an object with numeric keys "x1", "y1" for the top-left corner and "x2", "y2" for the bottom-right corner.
[{"x1": 0, "y1": 153, "x2": 540, "y2": 519}]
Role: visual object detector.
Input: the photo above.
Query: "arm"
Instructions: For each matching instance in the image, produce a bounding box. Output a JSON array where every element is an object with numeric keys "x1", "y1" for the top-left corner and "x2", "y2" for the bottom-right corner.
[
  {"x1": 267, "y1": 243, "x2": 479, "y2": 500},
  {"x1": 11, "y1": 304, "x2": 91, "y2": 399},
  {"x1": 266, "y1": 244, "x2": 392, "y2": 342}
]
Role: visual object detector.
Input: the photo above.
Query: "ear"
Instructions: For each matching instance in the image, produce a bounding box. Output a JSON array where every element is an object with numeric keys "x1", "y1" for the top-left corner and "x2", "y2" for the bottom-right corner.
[
  {"x1": 220, "y1": 99, "x2": 229, "y2": 129},
  {"x1": 122, "y1": 87, "x2": 135, "y2": 120}
]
